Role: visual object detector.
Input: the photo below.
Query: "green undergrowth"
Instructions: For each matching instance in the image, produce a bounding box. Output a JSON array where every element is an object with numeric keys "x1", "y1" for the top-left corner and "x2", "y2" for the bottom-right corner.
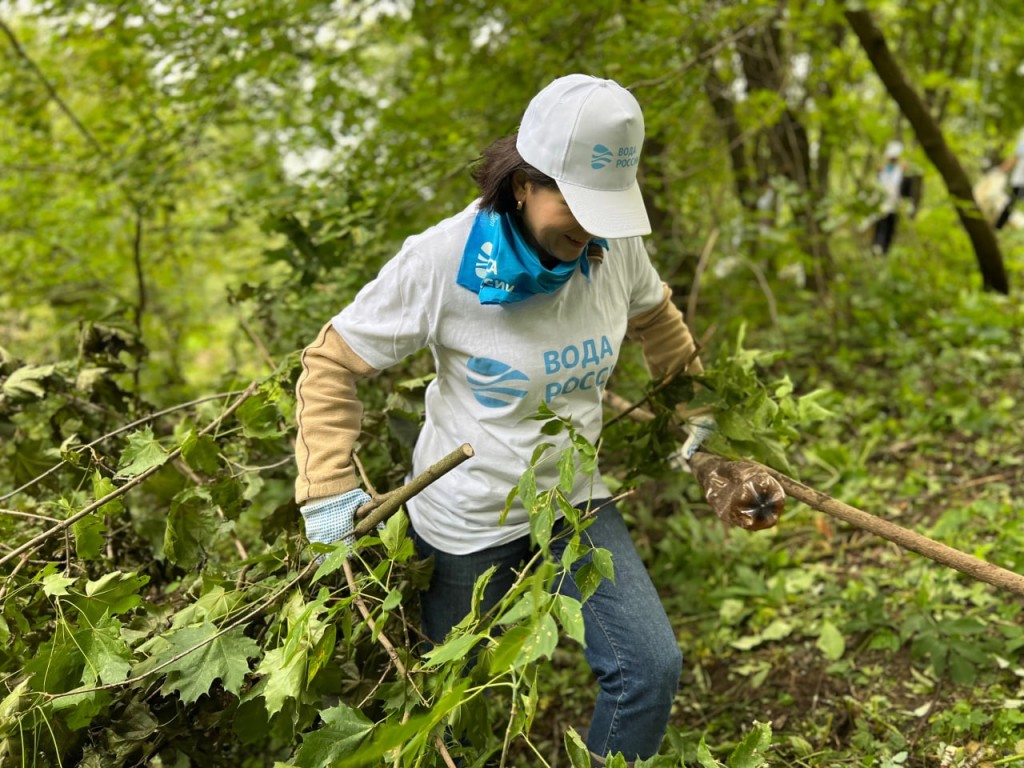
[
  {"x1": 1, "y1": 232, "x2": 1023, "y2": 767},
  {"x1": 631, "y1": 236, "x2": 1024, "y2": 766}
]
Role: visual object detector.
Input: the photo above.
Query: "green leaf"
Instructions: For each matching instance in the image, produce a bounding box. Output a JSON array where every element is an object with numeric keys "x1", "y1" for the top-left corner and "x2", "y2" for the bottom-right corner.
[
  {"x1": 70, "y1": 570, "x2": 148, "y2": 624},
  {"x1": 727, "y1": 721, "x2": 772, "y2": 768},
  {"x1": 0, "y1": 680, "x2": 28, "y2": 737},
  {"x1": 74, "y1": 615, "x2": 133, "y2": 686},
  {"x1": 42, "y1": 572, "x2": 76, "y2": 597},
  {"x1": 518, "y1": 613, "x2": 558, "y2": 665},
  {"x1": 170, "y1": 586, "x2": 243, "y2": 628},
  {"x1": 592, "y1": 548, "x2": 615, "y2": 583},
  {"x1": 540, "y1": 418, "x2": 566, "y2": 435},
  {"x1": 326, "y1": 681, "x2": 470, "y2": 766},
  {"x1": 292, "y1": 702, "x2": 374, "y2": 768},
  {"x1": 73, "y1": 512, "x2": 106, "y2": 561},
  {"x1": 164, "y1": 487, "x2": 219, "y2": 569},
  {"x1": 518, "y1": 467, "x2": 538, "y2": 510},
  {"x1": 529, "y1": 497, "x2": 555, "y2": 552},
  {"x1": 420, "y1": 633, "x2": 485, "y2": 669},
  {"x1": 575, "y1": 562, "x2": 603, "y2": 603},
  {"x1": 488, "y1": 626, "x2": 532, "y2": 675},
  {"x1": 1, "y1": 363, "x2": 56, "y2": 402},
  {"x1": 379, "y1": 508, "x2": 411, "y2": 558},
  {"x1": 553, "y1": 594, "x2": 586, "y2": 647},
  {"x1": 696, "y1": 737, "x2": 725, "y2": 768},
  {"x1": 24, "y1": 624, "x2": 84, "y2": 694},
  {"x1": 797, "y1": 389, "x2": 833, "y2": 423},
  {"x1": 237, "y1": 394, "x2": 283, "y2": 438},
  {"x1": 557, "y1": 446, "x2": 576, "y2": 492},
  {"x1": 91, "y1": 472, "x2": 124, "y2": 517},
  {"x1": 565, "y1": 727, "x2": 592, "y2": 767},
  {"x1": 380, "y1": 588, "x2": 402, "y2": 612},
  {"x1": 149, "y1": 624, "x2": 261, "y2": 705},
  {"x1": 48, "y1": 686, "x2": 112, "y2": 731},
  {"x1": 257, "y1": 644, "x2": 306, "y2": 717},
  {"x1": 115, "y1": 427, "x2": 168, "y2": 478},
  {"x1": 496, "y1": 592, "x2": 540, "y2": 626},
  {"x1": 307, "y1": 624, "x2": 337, "y2": 685},
  {"x1": 182, "y1": 429, "x2": 221, "y2": 474},
  {"x1": 816, "y1": 621, "x2": 846, "y2": 661}
]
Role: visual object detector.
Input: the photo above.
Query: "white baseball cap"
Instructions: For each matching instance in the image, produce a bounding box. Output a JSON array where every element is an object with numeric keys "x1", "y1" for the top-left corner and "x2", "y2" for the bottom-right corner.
[{"x1": 516, "y1": 74, "x2": 651, "y2": 239}]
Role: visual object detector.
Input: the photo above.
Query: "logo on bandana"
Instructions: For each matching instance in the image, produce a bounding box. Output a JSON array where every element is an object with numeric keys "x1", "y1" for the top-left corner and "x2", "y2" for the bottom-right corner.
[
  {"x1": 591, "y1": 144, "x2": 613, "y2": 170},
  {"x1": 475, "y1": 241, "x2": 497, "y2": 279},
  {"x1": 466, "y1": 357, "x2": 528, "y2": 408}
]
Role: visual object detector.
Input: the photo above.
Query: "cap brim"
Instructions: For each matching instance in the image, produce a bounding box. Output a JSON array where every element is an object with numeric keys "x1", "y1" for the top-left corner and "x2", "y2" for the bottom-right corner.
[{"x1": 557, "y1": 179, "x2": 652, "y2": 239}]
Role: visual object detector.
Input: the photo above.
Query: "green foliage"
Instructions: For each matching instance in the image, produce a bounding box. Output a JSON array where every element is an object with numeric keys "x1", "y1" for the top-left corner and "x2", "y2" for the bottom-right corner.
[{"x1": 2, "y1": 1, "x2": 1024, "y2": 766}]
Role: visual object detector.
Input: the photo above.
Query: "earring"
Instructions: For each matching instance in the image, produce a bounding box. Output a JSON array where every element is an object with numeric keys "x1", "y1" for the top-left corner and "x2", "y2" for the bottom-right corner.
[{"x1": 516, "y1": 199, "x2": 523, "y2": 212}]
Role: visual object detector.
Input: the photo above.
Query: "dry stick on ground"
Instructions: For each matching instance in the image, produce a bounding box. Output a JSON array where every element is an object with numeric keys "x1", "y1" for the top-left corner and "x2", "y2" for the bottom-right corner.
[{"x1": 604, "y1": 391, "x2": 1024, "y2": 597}]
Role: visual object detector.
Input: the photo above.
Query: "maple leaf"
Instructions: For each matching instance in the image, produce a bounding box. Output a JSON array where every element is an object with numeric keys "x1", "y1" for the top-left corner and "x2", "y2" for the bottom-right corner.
[{"x1": 150, "y1": 623, "x2": 260, "y2": 705}]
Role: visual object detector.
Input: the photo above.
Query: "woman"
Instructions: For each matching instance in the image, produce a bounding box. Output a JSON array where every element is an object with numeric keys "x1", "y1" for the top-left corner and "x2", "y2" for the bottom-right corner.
[{"x1": 294, "y1": 74, "x2": 710, "y2": 764}]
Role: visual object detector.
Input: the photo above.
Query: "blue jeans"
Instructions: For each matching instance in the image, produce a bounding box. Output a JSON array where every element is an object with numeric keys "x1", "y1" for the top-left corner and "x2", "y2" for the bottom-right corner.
[{"x1": 410, "y1": 501, "x2": 682, "y2": 761}]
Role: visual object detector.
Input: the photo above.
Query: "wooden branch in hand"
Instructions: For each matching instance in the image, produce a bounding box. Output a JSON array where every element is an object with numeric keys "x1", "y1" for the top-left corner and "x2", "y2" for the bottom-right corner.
[
  {"x1": 353, "y1": 443, "x2": 474, "y2": 536},
  {"x1": 603, "y1": 390, "x2": 1024, "y2": 597},
  {"x1": 762, "y1": 468, "x2": 1024, "y2": 597}
]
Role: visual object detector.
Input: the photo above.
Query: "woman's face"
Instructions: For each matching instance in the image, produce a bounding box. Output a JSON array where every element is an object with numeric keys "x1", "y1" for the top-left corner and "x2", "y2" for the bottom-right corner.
[{"x1": 514, "y1": 180, "x2": 593, "y2": 263}]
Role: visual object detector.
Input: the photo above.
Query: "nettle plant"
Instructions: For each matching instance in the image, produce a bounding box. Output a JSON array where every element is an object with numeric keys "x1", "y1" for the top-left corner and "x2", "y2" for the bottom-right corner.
[{"x1": 0, "y1": 328, "x2": 809, "y2": 767}]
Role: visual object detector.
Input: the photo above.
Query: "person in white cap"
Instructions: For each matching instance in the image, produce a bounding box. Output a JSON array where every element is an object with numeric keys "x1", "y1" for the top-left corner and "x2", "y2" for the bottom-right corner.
[
  {"x1": 872, "y1": 140, "x2": 905, "y2": 255},
  {"x1": 294, "y1": 74, "x2": 708, "y2": 764},
  {"x1": 995, "y1": 128, "x2": 1024, "y2": 230}
]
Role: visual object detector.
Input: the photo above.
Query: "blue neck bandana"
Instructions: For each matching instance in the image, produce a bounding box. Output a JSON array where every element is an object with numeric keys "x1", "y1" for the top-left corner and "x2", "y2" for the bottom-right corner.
[{"x1": 456, "y1": 210, "x2": 606, "y2": 305}]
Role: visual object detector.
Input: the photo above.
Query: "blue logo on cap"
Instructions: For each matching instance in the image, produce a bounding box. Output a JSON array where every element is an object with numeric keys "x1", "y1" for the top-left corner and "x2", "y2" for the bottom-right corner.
[{"x1": 591, "y1": 144, "x2": 613, "y2": 170}]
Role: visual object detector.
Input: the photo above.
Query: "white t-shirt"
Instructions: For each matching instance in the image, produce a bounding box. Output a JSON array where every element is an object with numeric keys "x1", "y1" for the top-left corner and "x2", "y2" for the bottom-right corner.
[
  {"x1": 1011, "y1": 133, "x2": 1024, "y2": 187},
  {"x1": 334, "y1": 200, "x2": 665, "y2": 554},
  {"x1": 878, "y1": 163, "x2": 904, "y2": 214}
]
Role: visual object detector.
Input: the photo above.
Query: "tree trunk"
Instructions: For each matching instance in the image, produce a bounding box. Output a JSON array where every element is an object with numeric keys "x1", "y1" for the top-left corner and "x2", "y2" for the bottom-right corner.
[
  {"x1": 845, "y1": 9, "x2": 1009, "y2": 295},
  {"x1": 703, "y1": 65, "x2": 754, "y2": 209}
]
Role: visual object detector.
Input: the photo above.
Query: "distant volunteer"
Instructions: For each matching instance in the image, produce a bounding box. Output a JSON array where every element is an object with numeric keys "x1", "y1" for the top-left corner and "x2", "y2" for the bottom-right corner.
[
  {"x1": 873, "y1": 140, "x2": 905, "y2": 255},
  {"x1": 294, "y1": 74, "x2": 711, "y2": 764},
  {"x1": 995, "y1": 129, "x2": 1024, "y2": 230}
]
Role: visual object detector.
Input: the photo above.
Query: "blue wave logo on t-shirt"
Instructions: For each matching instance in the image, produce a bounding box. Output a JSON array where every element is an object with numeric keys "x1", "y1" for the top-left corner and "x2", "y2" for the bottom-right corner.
[
  {"x1": 466, "y1": 357, "x2": 528, "y2": 408},
  {"x1": 591, "y1": 144, "x2": 613, "y2": 169}
]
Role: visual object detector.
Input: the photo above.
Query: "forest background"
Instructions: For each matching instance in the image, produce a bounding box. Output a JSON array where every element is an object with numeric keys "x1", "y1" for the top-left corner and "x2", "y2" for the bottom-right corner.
[{"x1": 1, "y1": 1, "x2": 1023, "y2": 766}]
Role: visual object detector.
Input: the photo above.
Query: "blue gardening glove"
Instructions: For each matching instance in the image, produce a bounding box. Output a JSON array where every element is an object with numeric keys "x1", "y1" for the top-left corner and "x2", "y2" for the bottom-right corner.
[
  {"x1": 301, "y1": 488, "x2": 372, "y2": 558},
  {"x1": 669, "y1": 415, "x2": 717, "y2": 472}
]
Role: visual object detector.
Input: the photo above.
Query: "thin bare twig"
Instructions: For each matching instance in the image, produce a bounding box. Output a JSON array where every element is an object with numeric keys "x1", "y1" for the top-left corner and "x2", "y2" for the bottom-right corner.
[
  {"x1": 687, "y1": 227, "x2": 720, "y2": 331},
  {"x1": 0, "y1": 18, "x2": 106, "y2": 157},
  {"x1": 342, "y1": 559, "x2": 457, "y2": 768}
]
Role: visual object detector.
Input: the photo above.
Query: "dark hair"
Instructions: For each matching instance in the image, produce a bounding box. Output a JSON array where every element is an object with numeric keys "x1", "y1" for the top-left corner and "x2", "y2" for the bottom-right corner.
[{"x1": 471, "y1": 134, "x2": 558, "y2": 214}]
